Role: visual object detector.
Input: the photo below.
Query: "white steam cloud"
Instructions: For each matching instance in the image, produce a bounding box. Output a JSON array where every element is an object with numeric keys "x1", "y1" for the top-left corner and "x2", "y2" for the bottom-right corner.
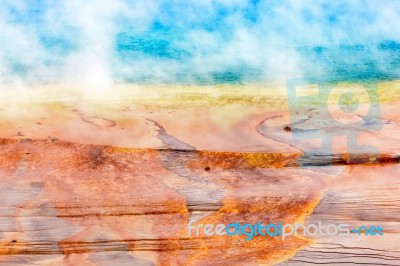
[{"x1": 0, "y1": 0, "x2": 399, "y2": 89}]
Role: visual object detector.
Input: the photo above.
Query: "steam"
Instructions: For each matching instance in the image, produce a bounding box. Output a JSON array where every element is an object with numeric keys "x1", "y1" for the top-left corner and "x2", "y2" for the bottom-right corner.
[{"x1": 0, "y1": 0, "x2": 399, "y2": 89}]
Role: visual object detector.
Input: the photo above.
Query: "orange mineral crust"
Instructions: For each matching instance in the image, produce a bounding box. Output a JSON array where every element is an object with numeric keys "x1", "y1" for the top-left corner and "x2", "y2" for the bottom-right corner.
[
  {"x1": 0, "y1": 84, "x2": 399, "y2": 265},
  {"x1": 0, "y1": 138, "x2": 326, "y2": 265}
]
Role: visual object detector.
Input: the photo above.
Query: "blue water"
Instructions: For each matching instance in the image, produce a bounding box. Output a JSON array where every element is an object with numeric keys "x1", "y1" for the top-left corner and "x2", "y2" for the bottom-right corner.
[
  {"x1": 298, "y1": 41, "x2": 400, "y2": 83},
  {"x1": 1, "y1": 0, "x2": 400, "y2": 85}
]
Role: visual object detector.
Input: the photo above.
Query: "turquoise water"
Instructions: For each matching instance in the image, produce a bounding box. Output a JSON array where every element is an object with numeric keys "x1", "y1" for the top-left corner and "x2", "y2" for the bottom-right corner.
[
  {"x1": 1, "y1": 1, "x2": 400, "y2": 85},
  {"x1": 298, "y1": 41, "x2": 400, "y2": 83}
]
